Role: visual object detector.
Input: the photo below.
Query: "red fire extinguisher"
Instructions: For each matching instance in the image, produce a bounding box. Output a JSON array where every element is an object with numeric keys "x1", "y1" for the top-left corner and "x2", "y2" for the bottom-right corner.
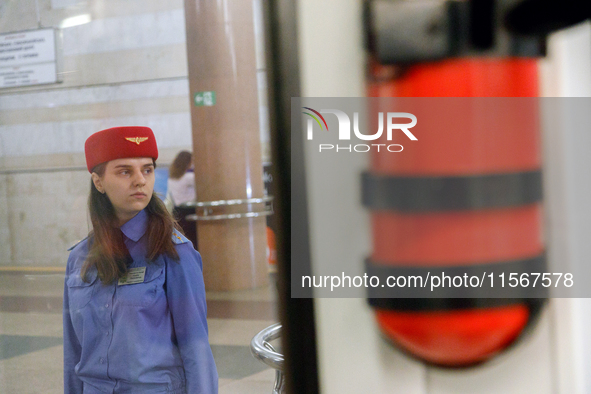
[{"x1": 363, "y1": 1, "x2": 547, "y2": 367}]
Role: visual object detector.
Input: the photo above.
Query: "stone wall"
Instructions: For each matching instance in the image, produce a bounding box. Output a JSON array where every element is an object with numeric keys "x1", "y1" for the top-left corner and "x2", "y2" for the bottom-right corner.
[{"x1": 0, "y1": 0, "x2": 193, "y2": 267}]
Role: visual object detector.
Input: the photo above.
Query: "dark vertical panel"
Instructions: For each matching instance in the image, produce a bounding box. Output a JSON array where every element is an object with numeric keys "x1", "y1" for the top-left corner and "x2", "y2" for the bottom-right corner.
[
  {"x1": 470, "y1": 0, "x2": 495, "y2": 49},
  {"x1": 262, "y1": 1, "x2": 320, "y2": 393}
]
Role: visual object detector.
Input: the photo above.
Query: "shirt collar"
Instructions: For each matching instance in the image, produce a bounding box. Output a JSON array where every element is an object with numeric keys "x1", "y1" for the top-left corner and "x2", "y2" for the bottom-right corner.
[{"x1": 120, "y1": 209, "x2": 148, "y2": 242}]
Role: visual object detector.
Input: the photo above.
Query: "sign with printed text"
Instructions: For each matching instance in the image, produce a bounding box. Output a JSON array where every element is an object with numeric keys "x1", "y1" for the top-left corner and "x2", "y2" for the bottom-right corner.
[
  {"x1": 0, "y1": 28, "x2": 58, "y2": 88},
  {"x1": 118, "y1": 267, "x2": 146, "y2": 286},
  {"x1": 194, "y1": 91, "x2": 216, "y2": 106}
]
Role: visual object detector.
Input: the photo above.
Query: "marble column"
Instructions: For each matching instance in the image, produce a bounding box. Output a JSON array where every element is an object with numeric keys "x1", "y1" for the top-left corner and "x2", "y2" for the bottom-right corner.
[{"x1": 183, "y1": 0, "x2": 268, "y2": 291}]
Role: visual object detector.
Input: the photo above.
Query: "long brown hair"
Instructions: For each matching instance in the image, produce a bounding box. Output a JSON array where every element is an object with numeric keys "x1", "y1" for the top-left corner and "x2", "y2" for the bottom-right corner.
[
  {"x1": 82, "y1": 162, "x2": 180, "y2": 284},
  {"x1": 169, "y1": 151, "x2": 192, "y2": 179}
]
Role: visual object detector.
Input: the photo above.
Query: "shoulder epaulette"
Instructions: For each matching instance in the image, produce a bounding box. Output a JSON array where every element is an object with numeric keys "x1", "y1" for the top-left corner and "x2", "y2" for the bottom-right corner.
[
  {"x1": 172, "y1": 229, "x2": 189, "y2": 245},
  {"x1": 67, "y1": 236, "x2": 89, "y2": 251}
]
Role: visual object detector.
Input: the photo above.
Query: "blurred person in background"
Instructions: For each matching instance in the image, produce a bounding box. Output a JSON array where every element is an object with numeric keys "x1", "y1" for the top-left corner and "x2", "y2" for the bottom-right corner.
[
  {"x1": 167, "y1": 150, "x2": 198, "y2": 250},
  {"x1": 63, "y1": 127, "x2": 217, "y2": 394}
]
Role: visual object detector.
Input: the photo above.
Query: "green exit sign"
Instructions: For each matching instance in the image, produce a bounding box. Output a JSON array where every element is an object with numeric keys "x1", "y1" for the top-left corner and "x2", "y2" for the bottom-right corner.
[{"x1": 194, "y1": 91, "x2": 216, "y2": 106}]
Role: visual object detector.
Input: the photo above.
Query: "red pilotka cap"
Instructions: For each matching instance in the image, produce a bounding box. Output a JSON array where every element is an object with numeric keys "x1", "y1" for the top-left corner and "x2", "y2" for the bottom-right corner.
[{"x1": 84, "y1": 126, "x2": 159, "y2": 173}]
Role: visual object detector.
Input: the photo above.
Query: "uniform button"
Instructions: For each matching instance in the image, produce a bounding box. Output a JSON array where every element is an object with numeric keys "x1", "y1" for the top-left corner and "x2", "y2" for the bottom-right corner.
[
  {"x1": 106, "y1": 331, "x2": 111, "y2": 336},
  {"x1": 99, "y1": 357, "x2": 105, "y2": 364},
  {"x1": 105, "y1": 304, "x2": 109, "y2": 308}
]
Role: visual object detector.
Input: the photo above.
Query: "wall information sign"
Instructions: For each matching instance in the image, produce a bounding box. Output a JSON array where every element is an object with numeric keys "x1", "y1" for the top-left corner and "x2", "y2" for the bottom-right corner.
[{"x1": 0, "y1": 29, "x2": 58, "y2": 88}]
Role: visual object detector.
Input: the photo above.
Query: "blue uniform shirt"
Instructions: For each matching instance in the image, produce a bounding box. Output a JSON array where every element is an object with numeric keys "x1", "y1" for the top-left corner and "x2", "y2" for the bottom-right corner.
[{"x1": 63, "y1": 209, "x2": 218, "y2": 394}]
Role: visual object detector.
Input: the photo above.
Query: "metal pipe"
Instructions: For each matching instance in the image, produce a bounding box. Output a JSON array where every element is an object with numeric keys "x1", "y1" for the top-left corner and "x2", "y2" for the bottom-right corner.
[
  {"x1": 179, "y1": 196, "x2": 274, "y2": 208},
  {"x1": 250, "y1": 323, "x2": 284, "y2": 372}
]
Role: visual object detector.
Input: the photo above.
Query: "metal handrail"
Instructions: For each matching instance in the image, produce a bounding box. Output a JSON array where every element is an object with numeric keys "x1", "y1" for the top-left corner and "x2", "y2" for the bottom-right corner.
[
  {"x1": 251, "y1": 323, "x2": 285, "y2": 394},
  {"x1": 181, "y1": 195, "x2": 274, "y2": 221},
  {"x1": 179, "y1": 195, "x2": 274, "y2": 208},
  {"x1": 186, "y1": 209, "x2": 273, "y2": 222}
]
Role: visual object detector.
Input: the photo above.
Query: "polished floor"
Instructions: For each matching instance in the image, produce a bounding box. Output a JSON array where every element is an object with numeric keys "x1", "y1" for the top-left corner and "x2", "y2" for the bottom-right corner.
[{"x1": 0, "y1": 272, "x2": 279, "y2": 394}]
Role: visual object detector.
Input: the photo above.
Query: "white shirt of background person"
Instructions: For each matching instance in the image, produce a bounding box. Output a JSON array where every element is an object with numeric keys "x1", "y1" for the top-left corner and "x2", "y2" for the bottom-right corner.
[{"x1": 167, "y1": 171, "x2": 195, "y2": 205}]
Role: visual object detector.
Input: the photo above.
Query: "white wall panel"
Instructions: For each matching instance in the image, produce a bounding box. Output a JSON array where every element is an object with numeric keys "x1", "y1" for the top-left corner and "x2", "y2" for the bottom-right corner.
[
  {"x1": 0, "y1": 1, "x2": 194, "y2": 268},
  {"x1": 51, "y1": 0, "x2": 87, "y2": 10},
  {"x1": 0, "y1": 78, "x2": 189, "y2": 110},
  {"x1": 62, "y1": 9, "x2": 186, "y2": 56},
  {"x1": 540, "y1": 21, "x2": 591, "y2": 394},
  {"x1": 0, "y1": 174, "x2": 10, "y2": 265},
  {"x1": 0, "y1": 112, "x2": 192, "y2": 157},
  {"x1": 5, "y1": 170, "x2": 90, "y2": 267}
]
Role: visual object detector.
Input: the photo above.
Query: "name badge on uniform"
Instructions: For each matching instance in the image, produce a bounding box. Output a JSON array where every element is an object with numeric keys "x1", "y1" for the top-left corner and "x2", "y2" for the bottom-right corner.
[{"x1": 118, "y1": 267, "x2": 146, "y2": 286}]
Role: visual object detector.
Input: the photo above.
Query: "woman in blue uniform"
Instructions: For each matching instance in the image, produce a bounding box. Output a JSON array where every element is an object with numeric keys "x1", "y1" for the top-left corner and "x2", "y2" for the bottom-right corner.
[{"x1": 63, "y1": 126, "x2": 218, "y2": 394}]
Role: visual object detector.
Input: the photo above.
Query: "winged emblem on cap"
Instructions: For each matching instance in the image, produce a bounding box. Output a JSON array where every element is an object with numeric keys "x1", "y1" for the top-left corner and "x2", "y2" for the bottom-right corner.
[{"x1": 125, "y1": 137, "x2": 149, "y2": 145}]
